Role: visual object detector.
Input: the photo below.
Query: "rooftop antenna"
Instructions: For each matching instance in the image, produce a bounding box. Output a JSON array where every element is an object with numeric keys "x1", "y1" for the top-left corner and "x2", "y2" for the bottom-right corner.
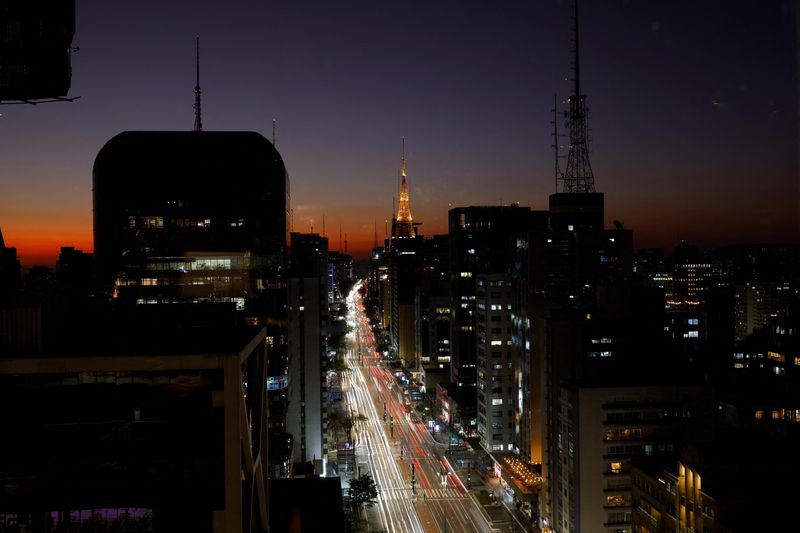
[
  {"x1": 344, "y1": 234, "x2": 348, "y2": 255},
  {"x1": 272, "y1": 118, "x2": 276, "y2": 146},
  {"x1": 339, "y1": 224, "x2": 343, "y2": 252},
  {"x1": 193, "y1": 37, "x2": 203, "y2": 132},
  {"x1": 559, "y1": 0, "x2": 595, "y2": 193},
  {"x1": 373, "y1": 219, "x2": 378, "y2": 248},
  {"x1": 551, "y1": 93, "x2": 565, "y2": 191},
  {"x1": 322, "y1": 215, "x2": 326, "y2": 237}
]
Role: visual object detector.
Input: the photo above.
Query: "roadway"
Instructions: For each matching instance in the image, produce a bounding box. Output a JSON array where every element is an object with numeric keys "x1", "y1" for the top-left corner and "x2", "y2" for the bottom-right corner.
[{"x1": 343, "y1": 283, "x2": 492, "y2": 533}]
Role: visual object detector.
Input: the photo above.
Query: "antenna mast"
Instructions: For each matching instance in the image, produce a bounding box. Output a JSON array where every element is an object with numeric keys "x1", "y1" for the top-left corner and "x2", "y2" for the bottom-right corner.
[
  {"x1": 193, "y1": 37, "x2": 202, "y2": 132},
  {"x1": 552, "y1": 93, "x2": 563, "y2": 191},
  {"x1": 559, "y1": 0, "x2": 595, "y2": 193}
]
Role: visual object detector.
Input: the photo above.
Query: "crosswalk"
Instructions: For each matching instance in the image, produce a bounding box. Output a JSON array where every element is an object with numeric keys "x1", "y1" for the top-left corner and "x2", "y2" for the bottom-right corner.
[
  {"x1": 379, "y1": 486, "x2": 465, "y2": 501},
  {"x1": 423, "y1": 488, "x2": 463, "y2": 500}
]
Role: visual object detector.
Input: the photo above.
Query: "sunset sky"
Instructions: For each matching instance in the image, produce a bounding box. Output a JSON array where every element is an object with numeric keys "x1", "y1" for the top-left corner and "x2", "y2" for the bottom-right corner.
[{"x1": 1, "y1": 0, "x2": 797, "y2": 267}]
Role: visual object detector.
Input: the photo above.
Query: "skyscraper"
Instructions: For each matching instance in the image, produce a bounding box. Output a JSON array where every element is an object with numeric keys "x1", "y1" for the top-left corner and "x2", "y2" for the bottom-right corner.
[
  {"x1": 93, "y1": 130, "x2": 287, "y2": 308},
  {"x1": 448, "y1": 204, "x2": 532, "y2": 423},
  {"x1": 286, "y1": 232, "x2": 329, "y2": 467}
]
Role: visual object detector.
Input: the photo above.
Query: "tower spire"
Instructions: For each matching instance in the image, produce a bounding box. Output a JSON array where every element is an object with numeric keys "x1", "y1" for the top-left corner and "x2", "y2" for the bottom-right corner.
[
  {"x1": 394, "y1": 138, "x2": 414, "y2": 237},
  {"x1": 558, "y1": 0, "x2": 595, "y2": 193},
  {"x1": 193, "y1": 37, "x2": 203, "y2": 132}
]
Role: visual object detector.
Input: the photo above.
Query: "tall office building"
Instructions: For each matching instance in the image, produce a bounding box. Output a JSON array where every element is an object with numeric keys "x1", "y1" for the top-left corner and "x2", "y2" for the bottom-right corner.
[
  {"x1": 93, "y1": 131, "x2": 287, "y2": 308},
  {"x1": 448, "y1": 204, "x2": 532, "y2": 422},
  {"x1": 286, "y1": 232, "x2": 329, "y2": 467},
  {"x1": 415, "y1": 234, "x2": 451, "y2": 387},
  {"x1": 475, "y1": 273, "x2": 515, "y2": 452},
  {"x1": 93, "y1": 129, "x2": 290, "y2": 437}
]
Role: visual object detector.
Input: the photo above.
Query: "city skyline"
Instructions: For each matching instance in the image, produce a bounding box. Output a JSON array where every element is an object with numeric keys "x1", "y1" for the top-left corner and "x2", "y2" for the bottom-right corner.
[{"x1": 1, "y1": 0, "x2": 797, "y2": 267}]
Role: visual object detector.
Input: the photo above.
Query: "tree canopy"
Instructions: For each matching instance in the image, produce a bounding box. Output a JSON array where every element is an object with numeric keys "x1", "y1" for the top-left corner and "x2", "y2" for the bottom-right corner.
[{"x1": 348, "y1": 473, "x2": 378, "y2": 514}]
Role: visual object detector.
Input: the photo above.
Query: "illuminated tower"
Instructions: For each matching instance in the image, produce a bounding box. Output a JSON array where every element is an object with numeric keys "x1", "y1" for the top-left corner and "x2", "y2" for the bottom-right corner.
[
  {"x1": 394, "y1": 140, "x2": 414, "y2": 237},
  {"x1": 558, "y1": 0, "x2": 595, "y2": 194}
]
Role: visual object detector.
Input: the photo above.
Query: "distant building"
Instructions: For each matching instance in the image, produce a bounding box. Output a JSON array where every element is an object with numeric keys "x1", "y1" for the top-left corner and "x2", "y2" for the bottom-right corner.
[
  {"x1": 368, "y1": 245, "x2": 391, "y2": 330},
  {"x1": 668, "y1": 244, "x2": 722, "y2": 310},
  {"x1": 415, "y1": 237, "x2": 451, "y2": 389},
  {"x1": 0, "y1": 225, "x2": 21, "y2": 301},
  {"x1": 55, "y1": 246, "x2": 93, "y2": 294},
  {"x1": 328, "y1": 250, "x2": 353, "y2": 310}
]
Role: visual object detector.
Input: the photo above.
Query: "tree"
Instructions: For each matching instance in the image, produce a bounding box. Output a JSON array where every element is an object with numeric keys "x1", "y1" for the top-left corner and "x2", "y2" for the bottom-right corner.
[
  {"x1": 348, "y1": 473, "x2": 378, "y2": 515},
  {"x1": 329, "y1": 358, "x2": 350, "y2": 373}
]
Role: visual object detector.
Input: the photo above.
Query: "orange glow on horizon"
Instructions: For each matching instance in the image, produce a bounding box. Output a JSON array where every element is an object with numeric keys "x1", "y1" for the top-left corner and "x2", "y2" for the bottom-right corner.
[{"x1": 4, "y1": 229, "x2": 93, "y2": 268}]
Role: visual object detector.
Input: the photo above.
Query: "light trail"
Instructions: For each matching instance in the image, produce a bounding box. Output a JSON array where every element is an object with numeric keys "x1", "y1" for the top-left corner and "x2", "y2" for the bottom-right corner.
[{"x1": 343, "y1": 282, "x2": 492, "y2": 533}]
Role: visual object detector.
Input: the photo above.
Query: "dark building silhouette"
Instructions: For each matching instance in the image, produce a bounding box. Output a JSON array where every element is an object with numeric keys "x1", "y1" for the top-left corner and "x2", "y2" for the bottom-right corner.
[
  {"x1": 0, "y1": 225, "x2": 21, "y2": 301},
  {"x1": 93, "y1": 129, "x2": 290, "y2": 442},
  {"x1": 631, "y1": 428, "x2": 800, "y2": 532},
  {"x1": 55, "y1": 245, "x2": 93, "y2": 295},
  {"x1": 0, "y1": 305, "x2": 270, "y2": 532},
  {"x1": 269, "y1": 477, "x2": 345, "y2": 533},
  {"x1": 415, "y1": 234, "x2": 450, "y2": 388},
  {"x1": 0, "y1": 1, "x2": 76, "y2": 103},
  {"x1": 93, "y1": 131, "x2": 287, "y2": 307}
]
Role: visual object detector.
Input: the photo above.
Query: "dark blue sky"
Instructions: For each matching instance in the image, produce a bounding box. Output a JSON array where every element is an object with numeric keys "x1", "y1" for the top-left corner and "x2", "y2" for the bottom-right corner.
[{"x1": 1, "y1": 0, "x2": 796, "y2": 264}]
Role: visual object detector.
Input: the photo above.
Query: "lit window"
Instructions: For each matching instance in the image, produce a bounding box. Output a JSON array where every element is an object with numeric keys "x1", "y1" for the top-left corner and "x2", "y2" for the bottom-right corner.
[
  {"x1": 460, "y1": 272, "x2": 473, "y2": 278},
  {"x1": 492, "y1": 398, "x2": 503, "y2": 405},
  {"x1": 768, "y1": 351, "x2": 786, "y2": 363}
]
